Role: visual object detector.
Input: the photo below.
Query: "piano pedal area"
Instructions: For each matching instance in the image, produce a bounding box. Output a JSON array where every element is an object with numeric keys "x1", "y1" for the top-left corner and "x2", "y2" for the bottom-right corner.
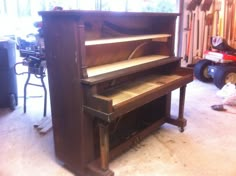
[{"x1": 131, "y1": 136, "x2": 145, "y2": 151}]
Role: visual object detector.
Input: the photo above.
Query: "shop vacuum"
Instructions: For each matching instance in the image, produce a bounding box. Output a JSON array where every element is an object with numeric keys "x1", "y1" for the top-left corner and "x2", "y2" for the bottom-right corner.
[{"x1": 0, "y1": 38, "x2": 18, "y2": 110}]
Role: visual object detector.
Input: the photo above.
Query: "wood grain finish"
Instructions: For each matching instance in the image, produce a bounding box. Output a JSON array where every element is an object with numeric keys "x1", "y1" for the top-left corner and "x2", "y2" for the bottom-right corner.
[
  {"x1": 85, "y1": 34, "x2": 171, "y2": 45},
  {"x1": 102, "y1": 74, "x2": 182, "y2": 106},
  {"x1": 39, "y1": 10, "x2": 193, "y2": 176},
  {"x1": 87, "y1": 55, "x2": 168, "y2": 77}
]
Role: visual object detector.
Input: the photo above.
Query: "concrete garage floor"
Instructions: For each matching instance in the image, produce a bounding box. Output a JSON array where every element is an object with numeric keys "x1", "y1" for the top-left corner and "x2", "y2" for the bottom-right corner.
[{"x1": 1, "y1": 79, "x2": 236, "y2": 176}]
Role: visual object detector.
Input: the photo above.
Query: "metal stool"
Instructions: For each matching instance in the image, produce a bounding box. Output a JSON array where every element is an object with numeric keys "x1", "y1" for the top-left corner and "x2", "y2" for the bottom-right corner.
[{"x1": 23, "y1": 57, "x2": 47, "y2": 117}]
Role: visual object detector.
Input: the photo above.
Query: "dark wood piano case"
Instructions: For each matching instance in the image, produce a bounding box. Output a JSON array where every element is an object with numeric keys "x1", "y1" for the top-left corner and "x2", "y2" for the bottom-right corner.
[{"x1": 39, "y1": 10, "x2": 193, "y2": 176}]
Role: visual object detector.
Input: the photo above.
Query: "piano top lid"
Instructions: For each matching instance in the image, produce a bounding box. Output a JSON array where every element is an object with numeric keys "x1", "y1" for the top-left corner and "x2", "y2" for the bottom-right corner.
[{"x1": 39, "y1": 10, "x2": 180, "y2": 18}]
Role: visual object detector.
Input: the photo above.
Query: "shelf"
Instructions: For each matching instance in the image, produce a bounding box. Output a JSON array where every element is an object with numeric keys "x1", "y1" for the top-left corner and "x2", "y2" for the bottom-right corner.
[
  {"x1": 87, "y1": 55, "x2": 169, "y2": 77},
  {"x1": 85, "y1": 34, "x2": 171, "y2": 46},
  {"x1": 102, "y1": 74, "x2": 182, "y2": 106},
  {"x1": 82, "y1": 56, "x2": 181, "y2": 85}
]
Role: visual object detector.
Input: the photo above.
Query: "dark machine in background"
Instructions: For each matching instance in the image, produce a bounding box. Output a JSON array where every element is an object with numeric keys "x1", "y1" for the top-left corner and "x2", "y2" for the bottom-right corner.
[
  {"x1": 14, "y1": 21, "x2": 47, "y2": 116},
  {"x1": 0, "y1": 39, "x2": 18, "y2": 110}
]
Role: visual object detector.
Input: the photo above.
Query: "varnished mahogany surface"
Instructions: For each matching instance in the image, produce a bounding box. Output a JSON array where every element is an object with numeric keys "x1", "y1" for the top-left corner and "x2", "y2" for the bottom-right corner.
[{"x1": 40, "y1": 10, "x2": 193, "y2": 176}]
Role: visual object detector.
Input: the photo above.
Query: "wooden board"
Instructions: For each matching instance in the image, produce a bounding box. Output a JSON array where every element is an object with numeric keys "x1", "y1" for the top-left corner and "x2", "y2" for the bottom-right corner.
[
  {"x1": 85, "y1": 34, "x2": 171, "y2": 46},
  {"x1": 101, "y1": 74, "x2": 182, "y2": 106},
  {"x1": 87, "y1": 55, "x2": 169, "y2": 77}
]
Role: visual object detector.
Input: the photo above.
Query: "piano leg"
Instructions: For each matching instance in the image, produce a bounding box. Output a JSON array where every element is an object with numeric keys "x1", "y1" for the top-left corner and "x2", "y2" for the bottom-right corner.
[
  {"x1": 86, "y1": 121, "x2": 114, "y2": 176},
  {"x1": 166, "y1": 85, "x2": 187, "y2": 132},
  {"x1": 178, "y1": 85, "x2": 187, "y2": 132},
  {"x1": 98, "y1": 122, "x2": 110, "y2": 170}
]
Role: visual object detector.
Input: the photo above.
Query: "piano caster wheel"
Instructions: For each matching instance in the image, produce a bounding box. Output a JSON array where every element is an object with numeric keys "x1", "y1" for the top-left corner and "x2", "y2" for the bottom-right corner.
[{"x1": 179, "y1": 127, "x2": 184, "y2": 133}]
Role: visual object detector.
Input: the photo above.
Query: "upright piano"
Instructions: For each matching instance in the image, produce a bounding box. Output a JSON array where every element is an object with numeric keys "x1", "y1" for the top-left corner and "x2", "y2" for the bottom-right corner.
[{"x1": 39, "y1": 10, "x2": 193, "y2": 176}]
